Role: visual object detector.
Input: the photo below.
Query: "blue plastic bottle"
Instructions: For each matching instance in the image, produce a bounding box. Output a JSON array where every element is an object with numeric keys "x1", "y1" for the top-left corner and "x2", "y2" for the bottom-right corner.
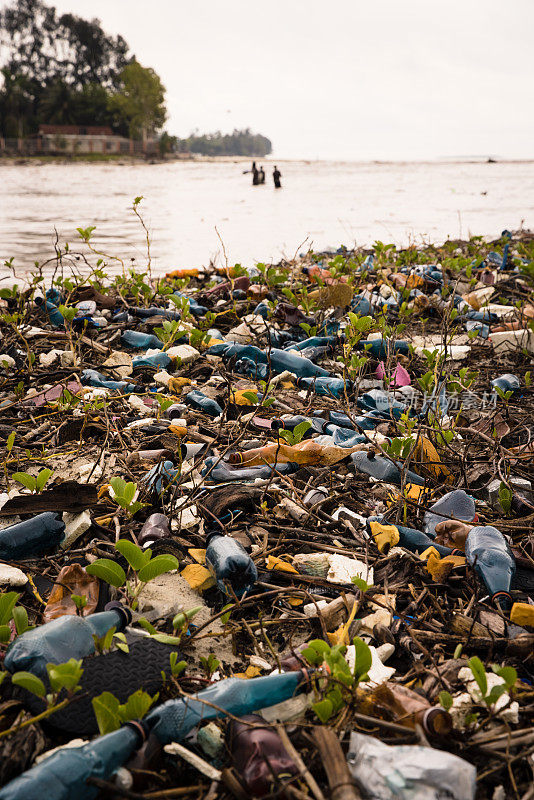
[
  {"x1": 351, "y1": 451, "x2": 425, "y2": 486},
  {"x1": 0, "y1": 513, "x2": 65, "y2": 559},
  {"x1": 4, "y1": 604, "x2": 131, "y2": 679},
  {"x1": 423, "y1": 490, "x2": 476, "y2": 538},
  {"x1": 0, "y1": 724, "x2": 144, "y2": 800},
  {"x1": 35, "y1": 297, "x2": 64, "y2": 328},
  {"x1": 148, "y1": 670, "x2": 308, "y2": 744},
  {"x1": 81, "y1": 369, "x2": 136, "y2": 393},
  {"x1": 297, "y1": 376, "x2": 349, "y2": 398},
  {"x1": 357, "y1": 338, "x2": 410, "y2": 360},
  {"x1": 132, "y1": 352, "x2": 172, "y2": 371},
  {"x1": 465, "y1": 526, "x2": 516, "y2": 610},
  {"x1": 121, "y1": 330, "x2": 164, "y2": 350},
  {"x1": 185, "y1": 390, "x2": 223, "y2": 417},
  {"x1": 205, "y1": 532, "x2": 258, "y2": 596}
]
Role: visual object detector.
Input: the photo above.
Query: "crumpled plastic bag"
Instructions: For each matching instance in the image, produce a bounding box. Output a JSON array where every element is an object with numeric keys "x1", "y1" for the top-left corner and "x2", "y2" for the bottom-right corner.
[{"x1": 346, "y1": 731, "x2": 476, "y2": 800}]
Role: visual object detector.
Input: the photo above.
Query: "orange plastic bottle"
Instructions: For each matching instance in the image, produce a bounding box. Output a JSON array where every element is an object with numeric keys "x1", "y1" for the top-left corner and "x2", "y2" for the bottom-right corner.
[
  {"x1": 228, "y1": 439, "x2": 354, "y2": 467},
  {"x1": 359, "y1": 683, "x2": 452, "y2": 737},
  {"x1": 165, "y1": 268, "x2": 200, "y2": 279}
]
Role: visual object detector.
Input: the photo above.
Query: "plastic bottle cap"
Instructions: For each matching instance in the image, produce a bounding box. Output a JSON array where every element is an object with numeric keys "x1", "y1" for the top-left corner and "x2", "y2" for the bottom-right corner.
[
  {"x1": 423, "y1": 707, "x2": 452, "y2": 736},
  {"x1": 105, "y1": 601, "x2": 132, "y2": 629}
]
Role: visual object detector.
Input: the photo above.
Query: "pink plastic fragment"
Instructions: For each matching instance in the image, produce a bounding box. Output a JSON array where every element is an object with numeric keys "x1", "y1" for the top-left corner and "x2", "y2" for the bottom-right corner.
[{"x1": 376, "y1": 362, "x2": 411, "y2": 388}]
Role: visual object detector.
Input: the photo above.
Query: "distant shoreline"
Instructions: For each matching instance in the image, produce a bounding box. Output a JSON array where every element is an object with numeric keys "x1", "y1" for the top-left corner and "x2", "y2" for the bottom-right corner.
[{"x1": 1, "y1": 153, "x2": 534, "y2": 167}]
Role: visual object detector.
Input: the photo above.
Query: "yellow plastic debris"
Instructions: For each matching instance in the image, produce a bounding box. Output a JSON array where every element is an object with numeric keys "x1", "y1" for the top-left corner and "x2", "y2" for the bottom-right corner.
[
  {"x1": 327, "y1": 599, "x2": 358, "y2": 646},
  {"x1": 510, "y1": 602, "x2": 534, "y2": 628},
  {"x1": 245, "y1": 665, "x2": 262, "y2": 678},
  {"x1": 266, "y1": 555, "x2": 298, "y2": 574},
  {"x1": 426, "y1": 552, "x2": 465, "y2": 582},
  {"x1": 230, "y1": 389, "x2": 258, "y2": 406},
  {"x1": 188, "y1": 548, "x2": 206, "y2": 565},
  {"x1": 181, "y1": 564, "x2": 216, "y2": 592},
  {"x1": 167, "y1": 376, "x2": 191, "y2": 395},
  {"x1": 369, "y1": 521, "x2": 400, "y2": 553}
]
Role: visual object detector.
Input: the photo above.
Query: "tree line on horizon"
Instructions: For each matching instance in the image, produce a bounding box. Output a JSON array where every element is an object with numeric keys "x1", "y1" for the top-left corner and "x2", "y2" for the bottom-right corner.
[{"x1": 0, "y1": 0, "x2": 272, "y2": 156}]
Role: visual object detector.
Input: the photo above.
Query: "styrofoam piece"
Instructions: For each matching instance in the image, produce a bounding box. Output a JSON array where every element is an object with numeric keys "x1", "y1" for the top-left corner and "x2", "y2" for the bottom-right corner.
[
  {"x1": 345, "y1": 644, "x2": 395, "y2": 687},
  {"x1": 0, "y1": 564, "x2": 28, "y2": 586},
  {"x1": 489, "y1": 328, "x2": 534, "y2": 354},
  {"x1": 61, "y1": 510, "x2": 92, "y2": 549},
  {"x1": 327, "y1": 553, "x2": 373, "y2": 585},
  {"x1": 166, "y1": 344, "x2": 200, "y2": 364}
]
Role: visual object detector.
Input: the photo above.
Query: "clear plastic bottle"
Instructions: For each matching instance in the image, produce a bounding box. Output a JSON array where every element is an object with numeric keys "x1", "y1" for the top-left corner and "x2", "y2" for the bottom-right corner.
[
  {"x1": 227, "y1": 714, "x2": 298, "y2": 796},
  {"x1": 424, "y1": 490, "x2": 476, "y2": 538},
  {"x1": 359, "y1": 683, "x2": 452, "y2": 737}
]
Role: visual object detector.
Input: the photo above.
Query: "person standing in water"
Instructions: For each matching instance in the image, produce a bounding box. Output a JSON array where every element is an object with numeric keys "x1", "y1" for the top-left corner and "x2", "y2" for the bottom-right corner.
[
  {"x1": 252, "y1": 161, "x2": 259, "y2": 185},
  {"x1": 273, "y1": 165, "x2": 282, "y2": 188},
  {"x1": 259, "y1": 166, "x2": 265, "y2": 184}
]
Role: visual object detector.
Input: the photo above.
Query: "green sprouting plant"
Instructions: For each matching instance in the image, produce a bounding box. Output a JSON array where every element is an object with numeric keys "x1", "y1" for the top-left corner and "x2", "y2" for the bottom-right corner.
[
  {"x1": 351, "y1": 576, "x2": 372, "y2": 593},
  {"x1": 136, "y1": 606, "x2": 202, "y2": 646},
  {"x1": 0, "y1": 592, "x2": 34, "y2": 644},
  {"x1": 525, "y1": 371, "x2": 531, "y2": 387},
  {"x1": 108, "y1": 476, "x2": 146, "y2": 516},
  {"x1": 154, "y1": 318, "x2": 186, "y2": 348},
  {"x1": 468, "y1": 656, "x2": 517, "y2": 708},
  {"x1": 498, "y1": 482, "x2": 513, "y2": 515},
  {"x1": 71, "y1": 594, "x2": 88, "y2": 616},
  {"x1": 154, "y1": 394, "x2": 174, "y2": 415},
  {"x1": 299, "y1": 321, "x2": 318, "y2": 338},
  {"x1": 11, "y1": 468, "x2": 52, "y2": 494},
  {"x1": 0, "y1": 659, "x2": 84, "y2": 739},
  {"x1": 200, "y1": 653, "x2": 220, "y2": 678},
  {"x1": 303, "y1": 637, "x2": 372, "y2": 723},
  {"x1": 278, "y1": 420, "x2": 311, "y2": 445},
  {"x1": 86, "y1": 539, "x2": 179, "y2": 610},
  {"x1": 92, "y1": 625, "x2": 129, "y2": 655},
  {"x1": 92, "y1": 688, "x2": 158, "y2": 735},
  {"x1": 385, "y1": 436, "x2": 414, "y2": 460}
]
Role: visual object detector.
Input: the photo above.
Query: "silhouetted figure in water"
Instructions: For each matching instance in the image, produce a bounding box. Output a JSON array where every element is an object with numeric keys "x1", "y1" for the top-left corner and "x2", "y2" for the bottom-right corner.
[
  {"x1": 252, "y1": 161, "x2": 259, "y2": 185},
  {"x1": 259, "y1": 166, "x2": 265, "y2": 184},
  {"x1": 273, "y1": 165, "x2": 282, "y2": 189}
]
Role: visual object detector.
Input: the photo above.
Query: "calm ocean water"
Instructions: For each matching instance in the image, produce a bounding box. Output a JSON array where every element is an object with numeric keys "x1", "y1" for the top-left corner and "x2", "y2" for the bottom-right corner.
[{"x1": 1, "y1": 158, "x2": 533, "y2": 277}]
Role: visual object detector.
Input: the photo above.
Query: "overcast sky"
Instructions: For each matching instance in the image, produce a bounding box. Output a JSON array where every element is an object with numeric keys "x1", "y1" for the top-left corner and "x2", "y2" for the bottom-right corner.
[{"x1": 35, "y1": 0, "x2": 534, "y2": 159}]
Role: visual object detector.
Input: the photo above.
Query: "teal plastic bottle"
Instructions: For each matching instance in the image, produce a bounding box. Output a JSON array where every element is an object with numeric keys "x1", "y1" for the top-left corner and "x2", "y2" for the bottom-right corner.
[
  {"x1": 81, "y1": 369, "x2": 135, "y2": 393},
  {"x1": 424, "y1": 490, "x2": 476, "y2": 538},
  {"x1": 357, "y1": 338, "x2": 409, "y2": 359},
  {"x1": 366, "y1": 516, "x2": 453, "y2": 557},
  {"x1": 0, "y1": 512, "x2": 65, "y2": 559},
  {"x1": 4, "y1": 604, "x2": 131, "y2": 679},
  {"x1": 148, "y1": 670, "x2": 308, "y2": 744},
  {"x1": 132, "y1": 352, "x2": 172, "y2": 371},
  {"x1": 185, "y1": 390, "x2": 223, "y2": 417},
  {"x1": 0, "y1": 724, "x2": 145, "y2": 800},
  {"x1": 465, "y1": 526, "x2": 516, "y2": 610},
  {"x1": 351, "y1": 451, "x2": 425, "y2": 486},
  {"x1": 205, "y1": 532, "x2": 258, "y2": 596},
  {"x1": 297, "y1": 376, "x2": 349, "y2": 398},
  {"x1": 121, "y1": 330, "x2": 164, "y2": 349}
]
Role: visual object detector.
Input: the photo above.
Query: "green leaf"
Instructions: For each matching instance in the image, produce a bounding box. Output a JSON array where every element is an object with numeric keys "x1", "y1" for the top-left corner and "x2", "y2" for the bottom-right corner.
[
  {"x1": 293, "y1": 420, "x2": 311, "y2": 443},
  {"x1": 0, "y1": 592, "x2": 20, "y2": 625},
  {"x1": 122, "y1": 482, "x2": 137, "y2": 506},
  {"x1": 109, "y1": 476, "x2": 127, "y2": 500},
  {"x1": 150, "y1": 633, "x2": 183, "y2": 645},
  {"x1": 312, "y1": 698, "x2": 334, "y2": 723},
  {"x1": 12, "y1": 472, "x2": 36, "y2": 492},
  {"x1": 118, "y1": 689, "x2": 157, "y2": 723},
  {"x1": 0, "y1": 625, "x2": 11, "y2": 643},
  {"x1": 115, "y1": 539, "x2": 147, "y2": 572},
  {"x1": 468, "y1": 656, "x2": 487, "y2": 698},
  {"x1": 439, "y1": 690, "x2": 453, "y2": 710},
  {"x1": 35, "y1": 468, "x2": 52, "y2": 493},
  {"x1": 492, "y1": 665, "x2": 517, "y2": 689},
  {"x1": 92, "y1": 691, "x2": 121, "y2": 735},
  {"x1": 485, "y1": 684, "x2": 508, "y2": 706},
  {"x1": 6, "y1": 432, "x2": 15, "y2": 453},
  {"x1": 136, "y1": 617, "x2": 157, "y2": 635},
  {"x1": 46, "y1": 659, "x2": 84, "y2": 692},
  {"x1": 352, "y1": 636, "x2": 372, "y2": 682},
  {"x1": 137, "y1": 554, "x2": 179, "y2": 583},
  {"x1": 11, "y1": 671, "x2": 46, "y2": 697},
  {"x1": 170, "y1": 658, "x2": 187, "y2": 677},
  {"x1": 12, "y1": 606, "x2": 29, "y2": 635},
  {"x1": 453, "y1": 643, "x2": 463, "y2": 660},
  {"x1": 172, "y1": 606, "x2": 202, "y2": 632},
  {"x1": 351, "y1": 577, "x2": 370, "y2": 592},
  {"x1": 85, "y1": 559, "x2": 126, "y2": 588}
]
